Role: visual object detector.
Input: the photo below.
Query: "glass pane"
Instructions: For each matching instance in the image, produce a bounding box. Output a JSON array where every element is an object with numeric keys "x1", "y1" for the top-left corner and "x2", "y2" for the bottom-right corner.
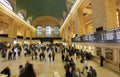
[
  {"x1": 27, "y1": 19, "x2": 30, "y2": 24},
  {"x1": 45, "y1": 26, "x2": 51, "y2": 37},
  {"x1": 37, "y1": 26, "x2": 42, "y2": 37},
  {"x1": 18, "y1": 12, "x2": 24, "y2": 19},
  {"x1": 54, "y1": 26, "x2": 59, "y2": 37}
]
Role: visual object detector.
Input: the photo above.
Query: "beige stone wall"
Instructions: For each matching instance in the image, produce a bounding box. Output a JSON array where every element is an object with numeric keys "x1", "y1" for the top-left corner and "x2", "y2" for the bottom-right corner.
[
  {"x1": 77, "y1": 9, "x2": 85, "y2": 35},
  {"x1": 91, "y1": 0, "x2": 117, "y2": 30},
  {"x1": 105, "y1": 0, "x2": 117, "y2": 29},
  {"x1": 85, "y1": 22, "x2": 94, "y2": 34}
]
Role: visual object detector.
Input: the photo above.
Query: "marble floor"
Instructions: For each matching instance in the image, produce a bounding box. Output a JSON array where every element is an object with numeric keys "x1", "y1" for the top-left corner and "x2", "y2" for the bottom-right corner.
[{"x1": 0, "y1": 53, "x2": 119, "y2": 77}]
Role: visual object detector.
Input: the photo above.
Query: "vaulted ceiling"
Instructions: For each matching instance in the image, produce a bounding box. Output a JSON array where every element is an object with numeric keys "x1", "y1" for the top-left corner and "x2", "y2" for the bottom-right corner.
[
  {"x1": 16, "y1": 0, "x2": 69, "y2": 22},
  {"x1": 3, "y1": 0, "x2": 119, "y2": 27}
]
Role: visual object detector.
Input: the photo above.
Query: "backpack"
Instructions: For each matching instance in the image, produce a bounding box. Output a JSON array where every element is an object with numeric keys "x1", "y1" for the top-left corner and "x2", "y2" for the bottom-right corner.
[
  {"x1": 92, "y1": 69, "x2": 97, "y2": 76},
  {"x1": 87, "y1": 71, "x2": 93, "y2": 77}
]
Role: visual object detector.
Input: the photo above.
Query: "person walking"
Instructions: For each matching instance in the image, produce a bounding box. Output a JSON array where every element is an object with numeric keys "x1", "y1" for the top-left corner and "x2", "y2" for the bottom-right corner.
[
  {"x1": 82, "y1": 59, "x2": 88, "y2": 73},
  {"x1": 52, "y1": 51, "x2": 55, "y2": 61},
  {"x1": 89, "y1": 66, "x2": 97, "y2": 77},
  {"x1": 18, "y1": 65, "x2": 24, "y2": 77},
  {"x1": 62, "y1": 53, "x2": 65, "y2": 62},
  {"x1": 100, "y1": 55, "x2": 105, "y2": 66}
]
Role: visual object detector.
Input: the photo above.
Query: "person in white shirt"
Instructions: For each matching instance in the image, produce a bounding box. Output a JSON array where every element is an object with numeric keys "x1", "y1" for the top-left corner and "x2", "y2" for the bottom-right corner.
[
  {"x1": 82, "y1": 59, "x2": 88, "y2": 73},
  {"x1": 84, "y1": 66, "x2": 89, "y2": 77}
]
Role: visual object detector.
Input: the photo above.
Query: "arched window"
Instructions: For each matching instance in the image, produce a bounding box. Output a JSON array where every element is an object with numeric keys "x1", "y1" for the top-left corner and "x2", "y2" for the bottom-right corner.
[
  {"x1": 27, "y1": 19, "x2": 30, "y2": 24},
  {"x1": 18, "y1": 12, "x2": 24, "y2": 19},
  {"x1": 0, "y1": 0, "x2": 13, "y2": 11},
  {"x1": 45, "y1": 26, "x2": 51, "y2": 37},
  {"x1": 54, "y1": 26, "x2": 59, "y2": 37},
  {"x1": 37, "y1": 26, "x2": 42, "y2": 37}
]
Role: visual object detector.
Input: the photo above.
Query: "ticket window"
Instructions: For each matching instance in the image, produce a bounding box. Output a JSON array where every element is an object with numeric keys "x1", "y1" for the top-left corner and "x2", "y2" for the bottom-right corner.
[
  {"x1": 96, "y1": 47, "x2": 102, "y2": 56},
  {"x1": 105, "y1": 48, "x2": 113, "y2": 60},
  {"x1": 89, "y1": 46, "x2": 95, "y2": 55}
]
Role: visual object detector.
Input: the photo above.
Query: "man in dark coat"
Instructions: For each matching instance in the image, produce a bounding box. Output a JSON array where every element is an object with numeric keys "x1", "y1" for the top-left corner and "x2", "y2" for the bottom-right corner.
[
  {"x1": 1, "y1": 66, "x2": 11, "y2": 77},
  {"x1": 100, "y1": 55, "x2": 105, "y2": 66},
  {"x1": 62, "y1": 53, "x2": 65, "y2": 62},
  {"x1": 19, "y1": 61, "x2": 36, "y2": 77},
  {"x1": 89, "y1": 66, "x2": 97, "y2": 77}
]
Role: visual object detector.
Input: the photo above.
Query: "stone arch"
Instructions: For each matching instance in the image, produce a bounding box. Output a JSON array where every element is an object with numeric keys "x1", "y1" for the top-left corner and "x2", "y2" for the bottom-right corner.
[
  {"x1": 27, "y1": 17, "x2": 33, "y2": 24},
  {"x1": 17, "y1": 9, "x2": 27, "y2": 20},
  {"x1": 8, "y1": 0, "x2": 16, "y2": 12},
  {"x1": 0, "y1": 0, "x2": 15, "y2": 11},
  {"x1": 32, "y1": 16, "x2": 61, "y2": 28}
]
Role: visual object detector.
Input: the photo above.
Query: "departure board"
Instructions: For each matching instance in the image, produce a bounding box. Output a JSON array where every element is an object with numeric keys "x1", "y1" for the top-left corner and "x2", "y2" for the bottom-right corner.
[
  {"x1": 105, "y1": 31, "x2": 114, "y2": 40},
  {"x1": 116, "y1": 30, "x2": 120, "y2": 39},
  {"x1": 89, "y1": 34, "x2": 95, "y2": 41}
]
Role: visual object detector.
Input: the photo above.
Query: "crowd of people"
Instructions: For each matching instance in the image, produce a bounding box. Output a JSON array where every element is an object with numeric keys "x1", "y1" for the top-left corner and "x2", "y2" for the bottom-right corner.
[
  {"x1": 62, "y1": 47, "x2": 97, "y2": 77},
  {"x1": 0, "y1": 43, "x2": 98, "y2": 77},
  {"x1": 0, "y1": 61, "x2": 36, "y2": 77},
  {"x1": 0, "y1": 43, "x2": 59, "y2": 62},
  {"x1": 0, "y1": 44, "x2": 22, "y2": 61}
]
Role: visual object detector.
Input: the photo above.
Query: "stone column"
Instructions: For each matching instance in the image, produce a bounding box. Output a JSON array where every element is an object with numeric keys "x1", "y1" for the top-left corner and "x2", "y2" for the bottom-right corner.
[
  {"x1": 69, "y1": 19, "x2": 74, "y2": 44},
  {"x1": 0, "y1": 20, "x2": 2, "y2": 33},
  {"x1": 77, "y1": 8, "x2": 85, "y2": 35},
  {"x1": 29, "y1": 30, "x2": 32, "y2": 39},
  {"x1": 20, "y1": 25, "x2": 25, "y2": 36},
  {"x1": 1, "y1": 21, "x2": 5, "y2": 34},
  {"x1": 61, "y1": 29, "x2": 65, "y2": 41},
  {"x1": 64, "y1": 24, "x2": 69, "y2": 43},
  {"x1": 25, "y1": 29, "x2": 28, "y2": 38},
  {"x1": 42, "y1": 27, "x2": 45, "y2": 37},
  {"x1": 91, "y1": 0, "x2": 117, "y2": 30},
  {"x1": 60, "y1": 29, "x2": 62, "y2": 38},
  {"x1": 8, "y1": 20, "x2": 17, "y2": 38},
  {"x1": 117, "y1": 9, "x2": 120, "y2": 27},
  {"x1": 114, "y1": 49, "x2": 120, "y2": 63},
  {"x1": 73, "y1": 12, "x2": 79, "y2": 35},
  {"x1": 27, "y1": 29, "x2": 30, "y2": 38},
  {"x1": 51, "y1": 27, "x2": 54, "y2": 37},
  {"x1": 67, "y1": 23, "x2": 71, "y2": 44},
  {"x1": 23, "y1": 26, "x2": 26, "y2": 39}
]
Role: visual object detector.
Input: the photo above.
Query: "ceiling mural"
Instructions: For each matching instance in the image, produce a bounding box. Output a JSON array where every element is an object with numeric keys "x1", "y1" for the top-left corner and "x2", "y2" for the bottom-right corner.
[{"x1": 16, "y1": 0, "x2": 70, "y2": 22}]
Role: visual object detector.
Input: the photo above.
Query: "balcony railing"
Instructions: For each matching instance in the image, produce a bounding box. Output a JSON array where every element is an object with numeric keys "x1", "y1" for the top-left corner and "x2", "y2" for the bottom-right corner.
[{"x1": 72, "y1": 27, "x2": 120, "y2": 43}]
